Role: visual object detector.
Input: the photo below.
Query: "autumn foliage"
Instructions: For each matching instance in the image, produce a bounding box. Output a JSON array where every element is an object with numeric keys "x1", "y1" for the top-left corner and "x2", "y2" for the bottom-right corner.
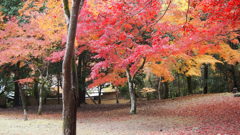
[
  {"x1": 72, "y1": 0, "x2": 240, "y2": 87},
  {"x1": 0, "y1": 0, "x2": 239, "y2": 134}
]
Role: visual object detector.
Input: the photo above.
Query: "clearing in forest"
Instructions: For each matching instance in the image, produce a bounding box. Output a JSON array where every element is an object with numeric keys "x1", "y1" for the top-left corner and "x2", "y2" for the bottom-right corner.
[{"x1": 0, "y1": 93, "x2": 239, "y2": 135}]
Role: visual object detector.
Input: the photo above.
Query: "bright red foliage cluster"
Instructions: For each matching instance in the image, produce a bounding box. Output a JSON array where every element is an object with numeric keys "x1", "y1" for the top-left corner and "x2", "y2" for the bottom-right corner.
[{"x1": 74, "y1": 0, "x2": 239, "y2": 87}]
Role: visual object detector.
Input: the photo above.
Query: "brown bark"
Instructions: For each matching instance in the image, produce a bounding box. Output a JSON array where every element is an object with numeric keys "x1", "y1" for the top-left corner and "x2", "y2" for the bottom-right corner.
[
  {"x1": 163, "y1": 82, "x2": 169, "y2": 99},
  {"x1": 187, "y1": 76, "x2": 192, "y2": 94},
  {"x1": 98, "y1": 85, "x2": 102, "y2": 104},
  {"x1": 37, "y1": 78, "x2": 44, "y2": 115},
  {"x1": 177, "y1": 73, "x2": 181, "y2": 96},
  {"x1": 157, "y1": 77, "x2": 161, "y2": 100},
  {"x1": 203, "y1": 64, "x2": 208, "y2": 94},
  {"x1": 231, "y1": 65, "x2": 238, "y2": 88},
  {"x1": 116, "y1": 87, "x2": 119, "y2": 104},
  {"x1": 62, "y1": 0, "x2": 84, "y2": 135},
  {"x1": 126, "y1": 69, "x2": 136, "y2": 114},
  {"x1": 19, "y1": 84, "x2": 28, "y2": 121},
  {"x1": 57, "y1": 75, "x2": 61, "y2": 104},
  {"x1": 14, "y1": 64, "x2": 20, "y2": 107},
  {"x1": 77, "y1": 52, "x2": 87, "y2": 105},
  {"x1": 14, "y1": 81, "x2": 20, "y2": 106},
  {"x1": 33, "y1": 79, "x2": 39, "y2": 105}
]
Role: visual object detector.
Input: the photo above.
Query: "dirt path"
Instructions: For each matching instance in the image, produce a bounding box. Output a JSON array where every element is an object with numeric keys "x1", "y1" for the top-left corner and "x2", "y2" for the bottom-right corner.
[{"x1": 0, "y1": 93, "x2": 239, "y2": 135}]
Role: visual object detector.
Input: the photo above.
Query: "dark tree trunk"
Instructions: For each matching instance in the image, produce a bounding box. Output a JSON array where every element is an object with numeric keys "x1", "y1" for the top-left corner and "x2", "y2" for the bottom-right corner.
[
  {"x1": 86, "y1": 92, "x2": 97, "y2": 104},
  {"x1": 78, "y1": 79, "x2": 86, "y2": 105},
  {"x1": 177, "y1": 73, "x2": 181, "y2": 96},
  {"x1": 126, "y1": 69, "x2": 136, "y2": 114},
  {"x1": 14, "y1": 67, "x2": 20, "y2": 107},
  {"x1": 19, "y1": 84, "x2": 28, "y2": 121},
  {"x1": 163, "y1": 82, "x2": 169, "y2": 99},
  {"x1": 77, "y1": 53, "x2": 87, "y2": 105},
  {"x1": 203, "y1": 64, "x2": 208, "y2": 94},
  {"x1": 38, "y1": 80, "x2": 44, "y2": 115},
  {"x1": 157, "y1": 77, "x2": 161, "y2": 100},
  {"x1": 231, "y1": 65, "x2": 238, "y2": 88},
  {"x1": 62, "y1": 0, "x2": 83, "y2": 134},
  {"x1": 14, "y1": 81, "x2": 20, "y2": 106},
  {"x1": 33, "y1": 80, "x2": 39, "y2": 105},
  {"x1": 160, "y1": 81, "x2": 165, "y2": 99},
  {"x1": 187, "y1": 76, "x2": 192, "y2": 94},
  {"x1": 116, "y1": 88, "x2": 119, "y2": 104},
  {"x1": 57, "y1": 75, "x2": 61, "y2": 104},
  {"x1": 98, "y1": 85, "x2": 102, "y2": 104},
  {"x1": 72, "y1": 56, "x2": 79, "y2": 106}
]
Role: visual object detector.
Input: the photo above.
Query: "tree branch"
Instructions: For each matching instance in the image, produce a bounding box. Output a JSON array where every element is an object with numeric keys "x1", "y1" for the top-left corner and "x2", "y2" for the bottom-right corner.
[
  {"x1": 183, "y1": 0, "x2": 191, "y2": 30},
  {"x1": 185, "y1": 0, "x2": 190, "y2": 24},
  {"x1": 132, "y1": 57, "x2": 146, "y2": 79},
  {"x1": 62, "y1": 0, "x2": 71, "y2": 25},
  {"x1": 151, "y1": 0, "x2": 172, "y2": 26}
]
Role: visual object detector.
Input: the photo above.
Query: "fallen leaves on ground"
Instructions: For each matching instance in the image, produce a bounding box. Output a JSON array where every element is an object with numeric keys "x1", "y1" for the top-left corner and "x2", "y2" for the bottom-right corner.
[{"x1": 0, "y1": 93, "x2": 239, "y2": 135}]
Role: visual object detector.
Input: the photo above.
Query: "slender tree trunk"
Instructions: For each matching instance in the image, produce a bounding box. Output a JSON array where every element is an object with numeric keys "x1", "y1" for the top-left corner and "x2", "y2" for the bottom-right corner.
[
  {"x1": 14, "y1": 67, "x2": 20, "y2": 107},
  {"x1": 86, "y1": 92, "x2": 97, "y2": 104},
  {"x1": 98, "y1": 85, "x2": 102, "y2": 104},
  {"x1": 57, "y1": 75, "x2": 60, "y2": 104},
  {"x1": 79, "y1": 84, "x2": 86, "y2": 104},
  {"x1": 78, "y1": 53, "x2": 87, "y2": 105},
  {"x1": 203, "y1": 64, "x2": 208, "y2": 94},
  {"x1": 116, "y1": 87, "x2": 119, "y2": 104},
  {"x1": 163, "y1": 82, "x2": 169, "y2": 99},
  {"x1": 38, "y1": 81, "x2": 44, "y2": 115},
  {"x1": 33, "y1": 80, "x2": 39, "y2": 105},
  {"x1": 62, "y1": 0, "x2": 83, "y2": 134},
  {"x1": 160, "y1": 80, "x2": 164, "y2": 99},
  {"x1": 177, "y1": 73, "x2": 181, "y2": 96},
  {"x1": 187, "y1": 76, "x2": 192, "y2": 94},
  {"x1": 14, "y1": 81, "x2": 20, "y2": 106},
  {"x1": 157, "y1": 77, "x2": 161, "y2": 100},
  {"x1": 77, "y1": 54, "x2": 83, "y2": 106},
  {"x1": 19, "y1": 84, "x2": 28, "y2": 121},
  {"x1": 231, "y1": 65, "x2": 238, "y2": 89},
  {"x1": 126, "y1": 69, "x2": 136, "y2": 114}
]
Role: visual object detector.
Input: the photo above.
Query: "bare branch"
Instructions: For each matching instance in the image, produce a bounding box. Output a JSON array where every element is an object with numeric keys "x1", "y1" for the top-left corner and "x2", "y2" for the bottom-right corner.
[
  {"x1": 185, "y1": 0, "x2": 190, "y2": 24},
  {"x1": 151, "y1": 0, "x2": 172, "y2": 26},
  {"x1": 183, "y1": 0, "x2": 191, "y2": 30}
]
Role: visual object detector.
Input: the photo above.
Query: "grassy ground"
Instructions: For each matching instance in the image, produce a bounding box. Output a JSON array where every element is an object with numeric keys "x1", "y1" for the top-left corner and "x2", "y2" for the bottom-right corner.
[{"x1": 0, "y1": 93, "x2": 239, "y2": 135}]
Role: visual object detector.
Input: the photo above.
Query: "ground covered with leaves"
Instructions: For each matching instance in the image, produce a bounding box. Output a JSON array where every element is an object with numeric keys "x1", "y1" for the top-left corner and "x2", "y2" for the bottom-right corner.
[{"x1": 0, "y1": 93, "x2": 239, "y2": 135}]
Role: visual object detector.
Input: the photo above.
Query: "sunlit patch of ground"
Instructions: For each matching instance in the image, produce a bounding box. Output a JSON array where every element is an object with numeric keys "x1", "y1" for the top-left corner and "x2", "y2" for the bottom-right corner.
[{"x1": 0, "y1": 93, "x2": 239, "y2": 135}]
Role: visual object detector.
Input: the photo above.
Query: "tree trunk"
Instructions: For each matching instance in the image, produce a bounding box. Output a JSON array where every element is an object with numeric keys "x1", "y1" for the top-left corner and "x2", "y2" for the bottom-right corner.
[
  {"x1": 163, "y1": 82, "x2": 169, "y2": 99},
  {"x1": 116, "y1": 87, "x2": 119, "y2": 104},
  {"x1": 231, "y1": 65, "x2": 238, "y2": 89},
  {"x1": 203, "y1": 64, "x2": 208, "y2": 94},
  {"x1": 19, "y1": 84, "x2": 28, "y2": 121},
  {"x1": 38, "y1": 81, "x2": 44, "y2": 115},
  {"x1": 177, "y1": 73, "x2": 181, "y2": 97},
  {"x1": 78, "y1": 53, "x2": 87, "y2": 105},
  {"x1": 14, "y1": 68, "x2": 20, "y2": 107},
  {"x1": 98, "y1": 85, "x2": 102, "y2": 104},
  {"x1": 62, "y1": 0, "x2": 83, "y2": 134},
  {"x1": 14, "y1": 81, "x2": 20, "y2": 106},
  {"x1": 126, "y1": 69, "x2": 136, "y2": 114},
  {"x1": 86, "y1": 92, "x2": 97, "y2": 104},
  {"x1": 72, "y1": 56, "x2": 79, "y2": 106},
  {"x1": 57, "y1": 75, "x2": 61, "y2": 104},
  {"x1": 187, "y1": 76, "x2": 192, "y2": 94},
  {"x1": 33, "y1": 80, "x2": 39, "y2": 105},
  {"x1": 157, "y1": 77, "x2": 161, "y2": 100}
]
